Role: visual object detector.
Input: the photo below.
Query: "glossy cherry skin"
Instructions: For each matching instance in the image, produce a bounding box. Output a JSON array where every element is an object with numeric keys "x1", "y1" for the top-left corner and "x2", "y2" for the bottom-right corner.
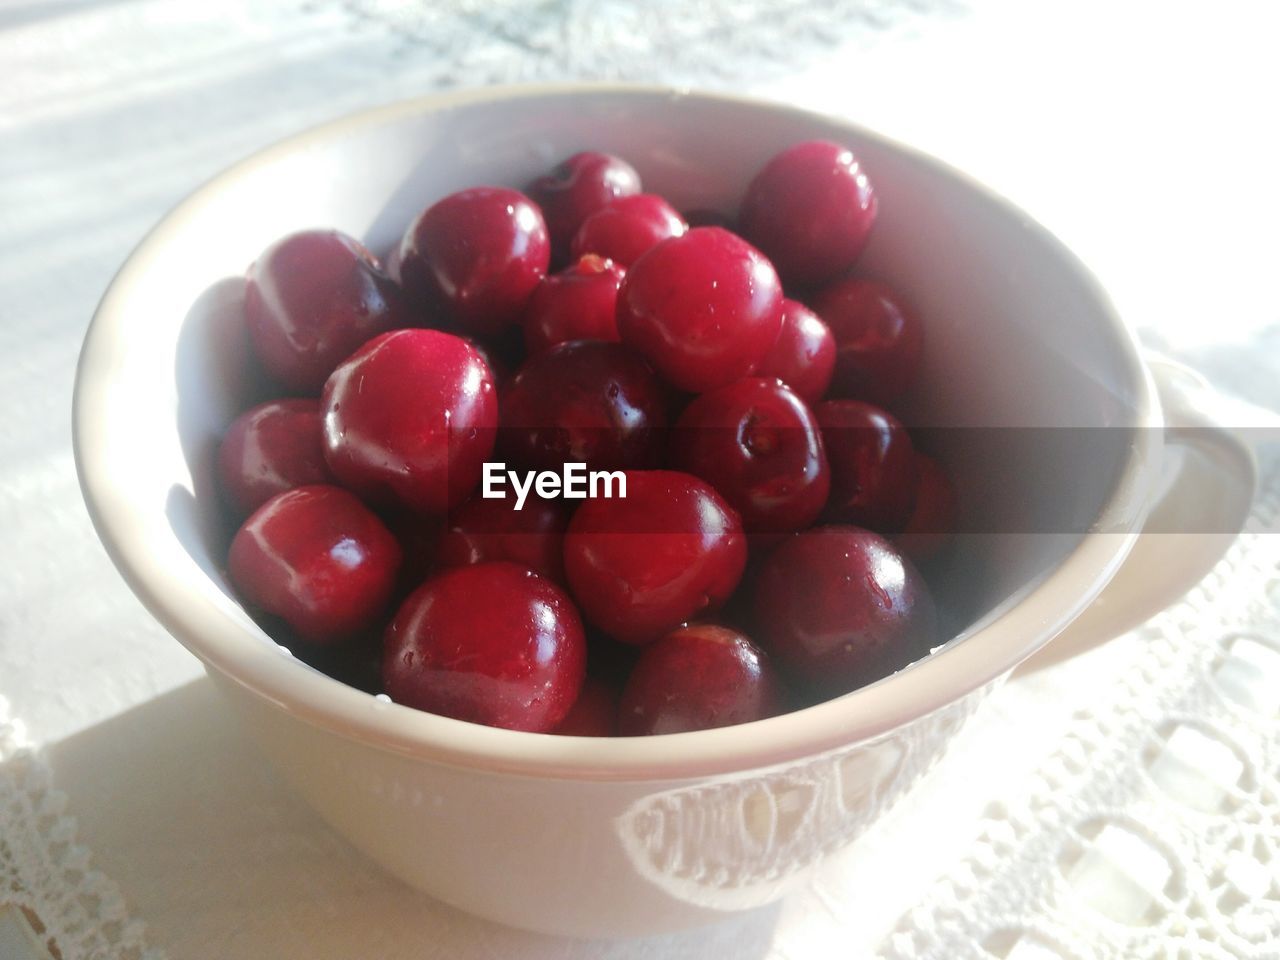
[
  {"x1": 896, "y1": 453, "x2": 957, "y2": 564},
  {"x1": 753, "y1": 526, "x2": 935, "y2": 695},
  {"x1": 671, "y1": 378, "x2": 829, "y2": 534},
  {"x1": 217, "y1": 398, "x2": 333, "y2": 519},
  {"x1": 499, "y1": 340, "x2": 668, "y2": 474},
  {"x1": 399, "y1": 187, "x2": 550, "y2": 336},
  {"x1": 570, "y1": 194, "x2": 687, "y2": 267},
  {"x1": 563, "y1": 471, "x2": 747, "y2": 644},
  {"x1": 617, "y1": 227, "x2": 784, "y2": 393},
  {"x1": 811, "y1": 279, "x2": 923, "y2": 406},
  {"x1": 382, "y1": 562, "x2": 586, "y2": 732},
  {"x1": 527, "y1": 151, "x2": 642, "y2": 256},
  {"x1": 435, "y1": 491, "x2": 570, "y2": 583},
  {"x1": 738, "y1": 140, "x2": 878, "y2": 288},
  {"x1": 817, "y1": 399, "x2": 917, "y2": 533},
  {"x1": 618, "y1": 624, "x2": 784, "y2": 735},
  {"x1": 228, "y1": 485, "x2": 402, "y2": 645},
  {"x1": 245, "y1": 230, "x2": 410, "y2": 394},
  {"x1": 553, "y1": 677, "x2": 618, "y2": 736},
  {"x1": 755, "y1": 299, "x2": 837, "y2": 404},
  {"x1": 321, "y1": 329, "x2": 497, "y2": 514},
  {"x1": 522, "y1": 255, "x2": 625, "y2": 354}
]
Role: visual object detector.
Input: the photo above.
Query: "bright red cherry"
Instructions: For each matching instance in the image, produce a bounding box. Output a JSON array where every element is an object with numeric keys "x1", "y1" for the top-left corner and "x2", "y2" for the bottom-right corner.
[
  {"x1": 435, "y1": 491, "x2": 569, "y2": 583},
  {"x1": 382, "y1": 562, "x2": 586, "y2": 731},
  {"x1": 553, "y1": 677, "x2": 618, "y2": 736},
  {"x1": 245, "y1": 230, "x2": 410, "y2": 394},
  {"x1": 570, "y1": 194, "x2": 687, "y2": 267},
  {"x1": 522, "y1": 255, "x2": 625, "y2": 354},
  {"x1": 753, "y1": 526, "x2": 935, "y2": 695},
  {"x1": 616, "y1": 227, "x2": 784, "y2": 393},
  {"x1": 321, "y1": 329, "x2": 497, "y2": 514},
  {"x1": 563, "y1": 471, "x2": 747, "y2": 644},
  {"x1": 217, "y1": 399, "x2": 333, "y2": 519},
  {"x1": 528, "y1": 151, "x2": 642, "y2": 256},
  {"x1": 671, "y1": 378, "x2": 829, "y2": 534},
  {"x1": 399, "y1": 187, "x2": 549, "y2": 336},
  {"x1": 817, "y1": 400, "x2": 917, "y2": 533},
  {"x1": 755, "y1": 299, "x2": 836, "y2": 403},
  {"x1": 739, "y1": 140, "x2": 878, "y2": 288},
  {"x1": 228, "y1": 485, "x2": 402, "y2": 645},
  {"x1": 499, "y1": 340, "x2": 667, "y2": 474},
  {"x1": 896, "y1": 454, "x2": 957, "y2": 564},
  {"x1": 618, "y1": 624, "x2": 784, "y2": 735},
  {"x1": 811, "y1": 279, "x2": 923, "y2": 406}
]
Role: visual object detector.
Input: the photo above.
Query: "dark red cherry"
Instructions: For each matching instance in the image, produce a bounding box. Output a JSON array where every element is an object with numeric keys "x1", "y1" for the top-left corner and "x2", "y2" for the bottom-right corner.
[
  {"x1": 399, "y1": 187, "x2": 549, "y2": 336},
  {"x1": 817, "y1": 399, "x2": 917, "y2": 533},
  {"x1": 755, "y1": 299, "x2": 836, "y2": 403},
  {"x1": 435, "y1": 491, "x2": 569, "y2": 583},
  {"x1": 616, "y1": 227, "x2": 784, "y2": 393},
  {"x1": 228, "y1": 485, "x2": 402, "y2": 645},
  {"x1": 563, "y1": 471, "x2": 747, "y2": 644},
  {"x1": 245, "y1": 230, "x2": 410, "y2": 394},
  {"x1": 382, "y1": 562, "x2": 586, "y2": 732},
  {"x1": 321, "y1": 329, "x2": 497, "y2": 514},
  {"x1": 671, "y1": 378, "x2": 829, "y2": 534},
  {"x1": 896, "y1": 454, "x2": 956, "y2": 564},
  {"x1": 217, "y1": 398, "x2": 333, "y2": 519},
  {"x1": 618, "y1": 624, "x2": 784, "y2": 735},
  {"x1": 739, "y1": 140, "x2": 877, "y2": 288},
  {"x1": 570, "y1": 194, "x2": 686, "y2": 267},
  {"x1": 499, "y1": 340, "x2": 667, "y2": 474},
  {"x1": 753, "y1": 526, "x2": 935, "y2": 695},
  {"x1": 527, "y1": 151, "x2": 642, "y2": 255},
  {"x1": 811, "y1": 279, "x2": 923, "y2": 406},
  {"x1": 553, "y1": 677, "x2": 618, "y2": 736},
  {"x1": 522, "y1": 255, "x2": 625, "y2": 354}
]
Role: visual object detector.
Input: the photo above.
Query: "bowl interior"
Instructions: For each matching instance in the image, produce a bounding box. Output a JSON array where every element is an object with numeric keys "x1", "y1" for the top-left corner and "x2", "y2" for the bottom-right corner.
[{"x1": 76, "y1": 87, "x2": 1145, "y2": 774}]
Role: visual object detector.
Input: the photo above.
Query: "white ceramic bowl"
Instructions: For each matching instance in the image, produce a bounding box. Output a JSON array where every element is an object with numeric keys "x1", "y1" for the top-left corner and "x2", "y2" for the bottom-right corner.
[{"x1": 73, "y1": 85, "x2": 1255, "y2": 938}]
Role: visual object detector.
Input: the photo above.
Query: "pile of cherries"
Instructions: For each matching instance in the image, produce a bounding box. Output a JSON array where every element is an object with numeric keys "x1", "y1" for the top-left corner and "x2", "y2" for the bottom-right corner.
[{"x1": 219, "y1": 140, "x2": 956, "y2": 737}]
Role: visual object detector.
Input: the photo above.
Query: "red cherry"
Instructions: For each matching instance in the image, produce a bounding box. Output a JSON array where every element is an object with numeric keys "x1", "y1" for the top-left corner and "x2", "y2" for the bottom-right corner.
[
  {"x1": 382, "y1": 562, "x2": 586, "y2": 731},
  {"x1": 245, "y1": 230, "x2": 410, "y2": 394},
  {"x1": 563, "y1": 471, "x2": 747, "y2": 644},
  {"x1": 817, "y1": 400, "x2": 917, "y2": 533},
  {"x1": 217, "y1": 398, "x2": 333, "y2": 519},
  {"x1": 553, "y1": 677, "x2": 618, "y2": 736},
  {"x1": 527, "y1": 151, "x2": 642, "y2": 255},
  {"x1": 739, "y1": 140, "x2": 878, "y2": 288},
  {"x1": 754, "y1": 299, "x2": 836, "y2": 404},
  {"x1": 896, "y1": 454, "x2": 957, "y2": 564},
  {"x1": 435, "y1": 491, "x2": 569, "y2": 583},
  {"x1": 616, "y1": 227, "x2": 784, "y2": 393},
  {"x1": 671, "y1": 378, "x2": 829, "y2": 534},
  {"x1": 522, "y1": 255, "x2": 625, "y2": 355},
  {"x1": 811, "y1": 279, "x2": 923, "y2": 406},
  {"x1": 753, "y1": 526, "x2": 935, "y2": 695},
  {"x1": 618, "y1": 624, "x2": 784, "y2": 735},
  {"x1": 321, "y1": 329, "x2": 497, "y2": 514},
  {"x1": 228, "y1": 485, "x2": 402, "y2": 645},
  {"x1": 570, "y1": 194, "x2": 687, "y2": 267},
  {"x1": 499, "y1": 340, "x2": 667, "y2": 474},
  {"x1": 399, "y1": 187, "x2": 549, "y2": 336}
]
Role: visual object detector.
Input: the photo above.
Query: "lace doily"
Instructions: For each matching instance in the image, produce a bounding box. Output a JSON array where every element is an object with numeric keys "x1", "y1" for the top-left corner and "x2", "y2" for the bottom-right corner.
[
  {"x1": 0, "y1": 701, "x2": 163, "y2": 960},
  {"x1": 884, "y1": 459, "x2": 1280, "y2": 960}
]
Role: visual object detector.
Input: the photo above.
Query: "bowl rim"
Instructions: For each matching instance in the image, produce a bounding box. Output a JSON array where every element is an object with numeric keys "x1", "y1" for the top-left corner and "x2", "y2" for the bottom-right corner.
[{"x1": 73, "y1": 82, "x2": 1162, "y2": 782}]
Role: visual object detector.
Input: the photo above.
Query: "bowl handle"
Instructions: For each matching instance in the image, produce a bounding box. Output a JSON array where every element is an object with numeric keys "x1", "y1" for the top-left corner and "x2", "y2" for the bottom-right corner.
[{"x1": 1017, "y1": 355, "x2": 1260, "y2": 674}]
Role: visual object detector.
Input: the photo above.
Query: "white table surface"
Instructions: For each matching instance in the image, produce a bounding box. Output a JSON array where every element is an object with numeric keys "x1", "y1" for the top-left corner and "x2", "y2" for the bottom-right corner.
[{"x1": 2, "y1": 1, "x2": 1279, "y2": 958}]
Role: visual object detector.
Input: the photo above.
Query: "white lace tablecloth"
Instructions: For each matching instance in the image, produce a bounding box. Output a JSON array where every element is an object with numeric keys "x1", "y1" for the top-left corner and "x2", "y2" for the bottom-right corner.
[{"x1": 3, "y1": 1, "x2": 1280, "y2": 957}]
